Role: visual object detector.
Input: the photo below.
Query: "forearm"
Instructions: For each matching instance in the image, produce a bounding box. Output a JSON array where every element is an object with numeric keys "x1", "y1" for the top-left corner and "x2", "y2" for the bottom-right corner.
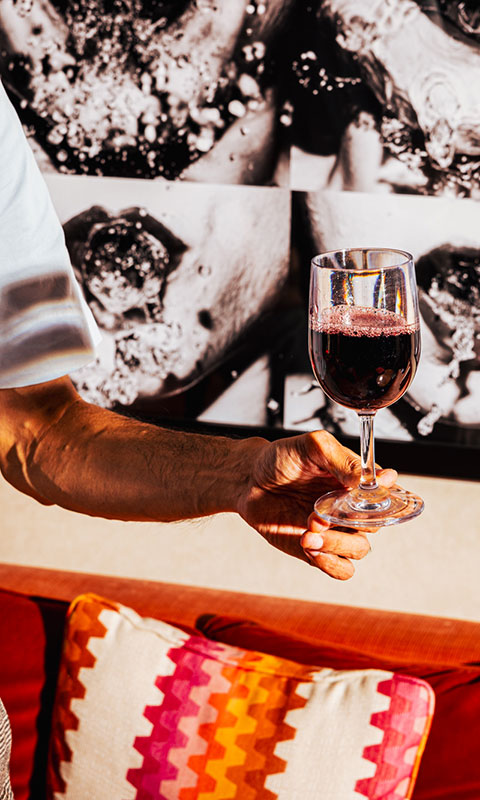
[{"x1": 0, "y1": 379, "x2": 266, "y2": 521}]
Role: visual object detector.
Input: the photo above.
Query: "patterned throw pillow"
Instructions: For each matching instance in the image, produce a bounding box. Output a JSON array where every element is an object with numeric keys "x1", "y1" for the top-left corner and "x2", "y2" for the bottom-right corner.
[{"x1": 47, "y1": 594, "x2": 435, "y2": 800}]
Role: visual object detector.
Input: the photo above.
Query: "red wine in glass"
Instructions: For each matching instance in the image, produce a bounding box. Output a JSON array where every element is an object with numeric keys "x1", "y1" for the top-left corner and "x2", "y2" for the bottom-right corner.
[
  {"x1": 310, "y1": 306, "x2": 420, "y2": 412},
  {"x1": 309, "y1": 249, "x2": 424, "y2": 527}
]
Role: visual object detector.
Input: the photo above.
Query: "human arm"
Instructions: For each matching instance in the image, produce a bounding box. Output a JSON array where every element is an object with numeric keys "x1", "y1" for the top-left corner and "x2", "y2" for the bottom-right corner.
[
  {"x1": 0, "y1": 375, "x2": 397, "y2": 579},
  {"x1": 0, "y1": 375, "x2": 259, "y2": 522}
]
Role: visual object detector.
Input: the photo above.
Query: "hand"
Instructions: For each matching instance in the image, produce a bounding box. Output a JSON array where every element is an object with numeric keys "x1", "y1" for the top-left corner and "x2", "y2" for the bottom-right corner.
[{"x1": 237, "y1": 430, "x2": 397, "y2": 580}]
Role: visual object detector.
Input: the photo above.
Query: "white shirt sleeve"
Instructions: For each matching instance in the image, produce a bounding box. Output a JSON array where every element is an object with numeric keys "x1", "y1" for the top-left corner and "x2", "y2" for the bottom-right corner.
[{"x1": 0, "y1": 79, "x2": 101, "y2": 388}]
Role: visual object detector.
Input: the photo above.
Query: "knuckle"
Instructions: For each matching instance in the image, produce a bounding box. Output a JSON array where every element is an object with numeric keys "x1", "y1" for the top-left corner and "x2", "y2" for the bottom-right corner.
[
  {"x1": 328, "y1": 531, "x2": 368, "y2": 560},
  {"x1": 315, "y1": 429, "x2": 335, "y2": 446},
  {"x1": 344, "y1": 452, "x2": 361, "y2": 476},
  {"x1": 309, "y1": 429, "x2": 335, "y2": 455}
]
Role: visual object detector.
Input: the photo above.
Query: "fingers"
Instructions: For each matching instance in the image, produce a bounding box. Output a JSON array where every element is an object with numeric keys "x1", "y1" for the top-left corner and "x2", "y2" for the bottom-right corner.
[
  {"x1": 304, "y1": 552, "x2": 356, "y2": 581},
  {"x1": 377, "y1": 468, "x2": 398, "y2": 487},
  {"x1": 301, "y1": 527, "x2": 371, "y2": 561},
  {"x1": 300, "y1": 513, "x2": 371, "y2": 581}
]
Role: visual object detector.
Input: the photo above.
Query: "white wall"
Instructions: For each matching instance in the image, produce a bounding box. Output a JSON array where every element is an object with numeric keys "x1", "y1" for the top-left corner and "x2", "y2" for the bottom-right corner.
[{"x1": 1, "y1": 471, "x2": 479, "y2": 621}]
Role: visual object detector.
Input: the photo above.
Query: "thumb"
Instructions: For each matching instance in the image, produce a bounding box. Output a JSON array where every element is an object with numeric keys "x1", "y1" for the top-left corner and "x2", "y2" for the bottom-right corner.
[
  {"x1": 308, "y1": 431, "x2": 398, "y2": 489},
  {"x1": 308, "y1": 431, "x2": 362, "y2": 488}
]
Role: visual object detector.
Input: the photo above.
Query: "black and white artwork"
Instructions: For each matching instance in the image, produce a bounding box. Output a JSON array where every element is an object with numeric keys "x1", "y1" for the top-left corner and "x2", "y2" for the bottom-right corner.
[
  {"x1": 46, "y1": 174, "x2": 291, "y2": 425},
  {"x1": 289, "y1": 0, "x2": 480, "y2": 198},
  {"x1": 285, "y1": 190, "x2": 480, "y2": 451},
  {"x1": 1, "y1": 0, "x2": 479, "y2": 473},
  {"x1": 0, "y1": 0, "x2": 295, "y2": 184}
]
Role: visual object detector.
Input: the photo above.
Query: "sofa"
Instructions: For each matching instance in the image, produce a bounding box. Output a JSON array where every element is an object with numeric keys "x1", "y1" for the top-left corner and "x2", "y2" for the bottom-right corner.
[{"x1": 0, "y1": 561, "x2": 479, "y2": 800}]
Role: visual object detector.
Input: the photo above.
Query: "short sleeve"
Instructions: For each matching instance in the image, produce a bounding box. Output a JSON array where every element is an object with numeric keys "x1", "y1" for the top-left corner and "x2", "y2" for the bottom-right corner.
[{"x1": 0, "y1": 80, "x2": 101, "y2": 389}]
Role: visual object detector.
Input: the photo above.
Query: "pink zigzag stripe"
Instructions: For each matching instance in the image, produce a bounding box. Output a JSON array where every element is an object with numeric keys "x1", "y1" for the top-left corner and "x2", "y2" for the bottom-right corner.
[
  {"x1": 127, "y1": 644, "x2": 207, "y2": 798},
  {"x1": 355, "y1": 675, "x2": 433, "y2": 800},
  {"x1": 161, "y1": 656, "x2": 232, "y2": 798},
  {"x1": 126, "y1": 637, "x2": 233, "y2": 800}
]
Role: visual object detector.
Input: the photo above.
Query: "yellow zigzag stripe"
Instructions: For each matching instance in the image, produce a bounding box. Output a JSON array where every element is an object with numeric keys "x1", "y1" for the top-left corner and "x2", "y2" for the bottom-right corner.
[{"x1": 198, "y1": 669, "x2": 269, "y2": 800}]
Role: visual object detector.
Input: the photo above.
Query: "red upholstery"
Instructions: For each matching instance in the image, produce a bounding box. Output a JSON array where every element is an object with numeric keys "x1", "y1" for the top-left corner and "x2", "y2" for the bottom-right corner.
[
  {"x1": 0, "y1": 589, "x2": 67, "y2": 800},
  {"x1": 0, "y1": 581, "x2": 199, "y2": 800},
  {"x1": 1, "y1": 563, "x2": 480, "y2": 800},
  {"x1": 197, "y1": 615, "x2": 480, "y2": 800}
]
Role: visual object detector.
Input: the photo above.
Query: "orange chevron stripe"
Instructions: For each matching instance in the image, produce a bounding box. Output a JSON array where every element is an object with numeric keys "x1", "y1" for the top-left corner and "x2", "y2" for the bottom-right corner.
[
  {"x1": 47, "y1": 595, "x2": 110, "y2": 797},
  {"x1": 186, "y1": 651, "x2": 310, "y2": 800},
  {"x1": 183, "y1": 664, "x2": 240, "y2": 798},
  {"x1": 199, "y1": 668, "x2": 266, "y2": 800},
  {"x1": 227, "y1": 660, "x2": 308, "y2": 798},
  {"x1": 222, "y1": 672, "x2": 279, "y2": 800}
]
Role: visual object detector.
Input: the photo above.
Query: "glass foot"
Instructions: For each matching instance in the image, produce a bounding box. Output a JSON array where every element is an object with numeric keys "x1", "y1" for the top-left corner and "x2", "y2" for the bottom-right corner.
[{"x1": 314, "y1": 484, "x2": 424, "y2": 528}]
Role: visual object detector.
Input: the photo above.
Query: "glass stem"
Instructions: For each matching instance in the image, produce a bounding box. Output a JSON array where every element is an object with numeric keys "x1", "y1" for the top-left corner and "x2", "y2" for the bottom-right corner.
[{"x1": 359, "y1": 413, "x2": 378, "y2": 491}]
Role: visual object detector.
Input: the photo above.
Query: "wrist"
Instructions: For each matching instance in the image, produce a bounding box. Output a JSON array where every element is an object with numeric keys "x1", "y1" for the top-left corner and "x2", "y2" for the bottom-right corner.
[{"x1": 218, "y1": 435, "x2": 267, "y2": 515}]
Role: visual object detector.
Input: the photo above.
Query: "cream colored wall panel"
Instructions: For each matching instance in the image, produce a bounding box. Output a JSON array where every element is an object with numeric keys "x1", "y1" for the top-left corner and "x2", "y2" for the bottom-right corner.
[{"x1": 0, "y1": 472, "x2": 479, "y2": 621}]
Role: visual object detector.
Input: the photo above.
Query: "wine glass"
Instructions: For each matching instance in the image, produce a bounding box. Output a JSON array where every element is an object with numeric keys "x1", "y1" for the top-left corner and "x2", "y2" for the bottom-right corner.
[{"x1": 309, "y1": 248, "x2": 424, "y2": 527}]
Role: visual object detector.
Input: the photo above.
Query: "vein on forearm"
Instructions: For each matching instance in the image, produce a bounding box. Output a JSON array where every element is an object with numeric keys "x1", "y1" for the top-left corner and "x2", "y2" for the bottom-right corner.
[{"x1": 24, "y1": 399, "x2": 264, "y2": 522}]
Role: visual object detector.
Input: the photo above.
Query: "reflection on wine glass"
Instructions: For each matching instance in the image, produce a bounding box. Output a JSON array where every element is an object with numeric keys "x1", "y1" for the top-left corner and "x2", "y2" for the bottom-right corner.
[{"x1": 309, "y1": 248, "x2": 424, "y2": 527}]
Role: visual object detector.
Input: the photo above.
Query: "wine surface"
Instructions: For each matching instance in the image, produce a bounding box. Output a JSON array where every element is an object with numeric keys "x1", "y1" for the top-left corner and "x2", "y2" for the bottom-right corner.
[{"x1": 309, "y1": 306, "x2": 420, "y2": 411}]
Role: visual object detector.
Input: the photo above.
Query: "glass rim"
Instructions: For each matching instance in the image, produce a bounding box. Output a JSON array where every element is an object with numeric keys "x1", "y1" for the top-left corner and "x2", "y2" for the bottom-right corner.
[{"x1": 311, "y1": 247, "x2": 413, "y2": 271}]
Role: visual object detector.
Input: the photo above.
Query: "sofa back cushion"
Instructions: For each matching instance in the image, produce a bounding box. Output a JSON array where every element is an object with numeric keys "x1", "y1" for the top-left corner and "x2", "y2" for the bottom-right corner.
[{"x1": 46, "y1": 593, "x2": 434, "y2": 800}]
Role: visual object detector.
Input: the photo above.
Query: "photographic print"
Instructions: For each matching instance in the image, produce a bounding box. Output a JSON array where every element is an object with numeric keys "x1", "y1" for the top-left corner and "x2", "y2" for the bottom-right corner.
[
  {"x1": 285, "y1": 189, "x2": 480, "y2": 453},
  {"x1": 289, "y1": 0, "x2": 480, "y2": 198},
  {"x1": 46, "y1": 174, "x2": 291, "y2": 425},
  {"x1": 0, "y1": 0, "x2": 295, "y2": 185}
]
